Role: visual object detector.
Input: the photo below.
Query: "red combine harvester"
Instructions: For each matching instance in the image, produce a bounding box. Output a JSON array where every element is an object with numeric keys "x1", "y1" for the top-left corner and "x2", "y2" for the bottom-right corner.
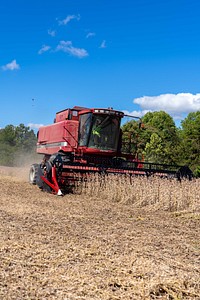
[{"x1": 29, "y1": 106, "x2": 192, "y2": 195}]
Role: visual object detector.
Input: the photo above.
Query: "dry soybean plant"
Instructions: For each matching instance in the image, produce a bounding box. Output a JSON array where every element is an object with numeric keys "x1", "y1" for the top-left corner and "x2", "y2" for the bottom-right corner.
[{"x1": 80, "y1": 174, "x2": 200, "y2": 212}]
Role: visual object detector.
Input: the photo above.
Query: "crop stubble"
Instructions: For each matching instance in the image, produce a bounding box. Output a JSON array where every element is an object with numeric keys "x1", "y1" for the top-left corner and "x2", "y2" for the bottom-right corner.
[{"x1": 0, "y1": 167, "x2": 199, "y2": 299}]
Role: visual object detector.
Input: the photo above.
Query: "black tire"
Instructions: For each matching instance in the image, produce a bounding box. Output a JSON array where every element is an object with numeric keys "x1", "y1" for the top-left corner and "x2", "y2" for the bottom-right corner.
[
  {"x1": 29, "y1": 163, "x2": 52, "y2": 193},
  {"x1": 29, "y1": 163, "x2": 39, "y2": 184}
]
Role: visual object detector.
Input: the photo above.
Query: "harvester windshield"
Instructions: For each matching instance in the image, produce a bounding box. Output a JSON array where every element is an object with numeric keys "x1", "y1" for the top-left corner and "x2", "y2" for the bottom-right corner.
[{"x1": 79, "y1": 113, "x2": 121, "y2": 151}]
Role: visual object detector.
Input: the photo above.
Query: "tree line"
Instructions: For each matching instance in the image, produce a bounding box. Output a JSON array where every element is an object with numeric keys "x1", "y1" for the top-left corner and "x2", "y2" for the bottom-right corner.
[
  {"x1": 121, "y1": 111, "x2": 200, "y2": 176},
  {"x1": 0, "y1": 111, "x2": 200, "y2": 176},
  {"x1": 0, "y1": 124, "x2": 37, "y2": 166}
]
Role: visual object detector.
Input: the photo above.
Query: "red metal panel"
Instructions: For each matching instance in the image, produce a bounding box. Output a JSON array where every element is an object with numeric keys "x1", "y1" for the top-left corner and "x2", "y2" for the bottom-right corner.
[
  {"x1": 38, "y1": 122, "x2": 65, "y2": 143},
  {"x1": 55, "y1": 110, "x2": 69, "y2": 122},
  {"x1": 64, "y1": 122, "x2": 78, "y2": 148},
  {"x1": 37, "y1": 120, "x2": 79, "y2": 154}
]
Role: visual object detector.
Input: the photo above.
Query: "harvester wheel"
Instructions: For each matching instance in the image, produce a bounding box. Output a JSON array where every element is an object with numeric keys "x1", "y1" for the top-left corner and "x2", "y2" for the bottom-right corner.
[{"x1": 29, "y1": 164, "x2": 39, "y2": 184}]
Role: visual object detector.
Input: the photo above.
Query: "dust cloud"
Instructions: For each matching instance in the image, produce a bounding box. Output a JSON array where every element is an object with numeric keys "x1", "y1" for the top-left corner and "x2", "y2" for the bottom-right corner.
[{"x1": 0, "y1": 152, "x2": 42, "y2": 181}]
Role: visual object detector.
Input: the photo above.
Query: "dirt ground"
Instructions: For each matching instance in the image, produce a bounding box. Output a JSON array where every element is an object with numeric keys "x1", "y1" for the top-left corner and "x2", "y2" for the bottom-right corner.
[{"x1": 0, "y1": 166, "x2": 199, "y2": 299}]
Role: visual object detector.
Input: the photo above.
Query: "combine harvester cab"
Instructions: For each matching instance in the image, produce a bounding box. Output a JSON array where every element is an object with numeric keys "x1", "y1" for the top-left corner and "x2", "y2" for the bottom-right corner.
[{"x1": 29, "y1": 106, "x2": 193, "y2": 195}]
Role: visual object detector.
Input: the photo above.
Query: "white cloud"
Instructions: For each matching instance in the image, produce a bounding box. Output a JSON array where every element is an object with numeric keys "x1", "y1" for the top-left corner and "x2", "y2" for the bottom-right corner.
[
  {"x1": 2, "y1": 59, "x2": 20, "y2": 71},
  {"x1": 99, "y1": 40, "x2": 106, "y2": 48},
  {"x1": 48, "y1": 29, "x2": 56, "y2": 37},
  {"x1": 133, "y1": 93, "x2": 200, "y2": 117},
  {"x1": 56, "y1": 40, "x2": 88, "y2": 58},
  {"x1": 124, "y1": 93, "x2": 200, "y2": 120},
  {"x1": 28, "y1": 123, "x2": 44, "y2": 130},
  {"x1": 38, "y1": 45, "x2": 51, "y2": 55},
  {"x1": 86, "y1": 32, "x2": 96, "y2": 38},
  {"x1": 59, "y1": 14, "x2": 80, "y2": 25},
  {"x1": 123, "y1": 110, "x2": 151, "y2": 118}
]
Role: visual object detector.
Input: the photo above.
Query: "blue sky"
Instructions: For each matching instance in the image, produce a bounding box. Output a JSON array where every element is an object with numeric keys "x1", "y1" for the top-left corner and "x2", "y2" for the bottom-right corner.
[{"x1": 1, "y1": 0, "x2": 200, "y2": 130}]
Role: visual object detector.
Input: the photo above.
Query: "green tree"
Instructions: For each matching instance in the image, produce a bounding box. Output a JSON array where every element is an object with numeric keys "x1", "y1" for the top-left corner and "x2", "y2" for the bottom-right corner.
[
  {"x1": 0, "y1": 125, "x2": 16, "y2": 147},
  {"x1": 121, "y1": 119, "x2": 145, "y2": 159},
  {"x1": 15, "y1": 124, "x2": 36, "y2": 151},
  {"x1": 121, "y1": 111, "x2": 180, "y2": 164},
  {"x1": 179, "y1": 111, "x2": 200, "y2": 171},
  {"x1": 0, "y1": 124, "x2": 37, "y2": 166},
  {"x1": 142, "y1": 111, "x2": 179, "y2": 164},
  {"x1": 144, "y1": 133, "x2": 164, "y2": 163}
]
